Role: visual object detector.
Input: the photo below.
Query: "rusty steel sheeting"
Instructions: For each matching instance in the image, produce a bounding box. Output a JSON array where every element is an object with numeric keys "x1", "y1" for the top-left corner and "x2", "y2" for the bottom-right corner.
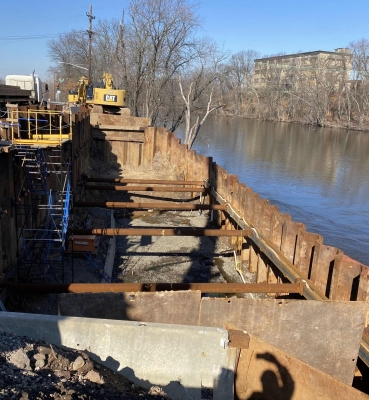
[
  {"x1": 74, "y1": 201, "x2": 227, "y2": 211},
  {"x1": 9, "y1": 282, "x2": 304, "y2": 294},
  {"x1": 73, "y1": 227, "x2": 250, "y2": 237},
  {"x1": 86, "y1": 177, "x2": 204, "y2": 185},
  {"x1": 210, "y1": 188, "x2": 327, "y2": 301},
  {"x1": 210, "y1": 187, "x2": 369, "y2": 367},
  {"x1": 84, "y1": 185, "x2": 210, "y2": 193}
]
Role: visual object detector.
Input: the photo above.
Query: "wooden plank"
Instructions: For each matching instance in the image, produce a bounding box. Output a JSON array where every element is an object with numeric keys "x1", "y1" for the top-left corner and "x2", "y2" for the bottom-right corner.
[
  {"x1": 58, "y1": 291, "x2": 201, "y2": 326},
  {"x1": 199, "y1": 298, "x2": 368, "y2": 385},
  {"x1": 236, "y1": 334, "x2": 369, "y2": 400}
]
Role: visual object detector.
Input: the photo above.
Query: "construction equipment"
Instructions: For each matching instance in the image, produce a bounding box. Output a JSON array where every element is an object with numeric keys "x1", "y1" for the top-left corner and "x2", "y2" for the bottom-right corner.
[
  {"x1": 67, "y1": 76, "x2": 88, "y2": 105},
  {"x1": 68, "y1": 73, "x2": 126, "y2": 114}
]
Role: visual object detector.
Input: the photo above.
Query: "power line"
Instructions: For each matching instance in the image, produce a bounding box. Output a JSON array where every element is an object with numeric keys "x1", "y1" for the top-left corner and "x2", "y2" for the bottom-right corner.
[{"x1": 0, "y1": 31, "x2": 85, "y2": 42}]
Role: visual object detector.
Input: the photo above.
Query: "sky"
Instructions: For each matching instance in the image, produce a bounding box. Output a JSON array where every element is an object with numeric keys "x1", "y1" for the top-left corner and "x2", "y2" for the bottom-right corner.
[{"x1": 0, "y1": 0, "x2": 368, "y2": 82}]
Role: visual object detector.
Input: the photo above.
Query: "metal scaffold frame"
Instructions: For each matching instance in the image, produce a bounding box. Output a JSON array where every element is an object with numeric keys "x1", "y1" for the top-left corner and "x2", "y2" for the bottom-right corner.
[{"x1": 12, "y1": 143, "x2": 73, "y2": 283}]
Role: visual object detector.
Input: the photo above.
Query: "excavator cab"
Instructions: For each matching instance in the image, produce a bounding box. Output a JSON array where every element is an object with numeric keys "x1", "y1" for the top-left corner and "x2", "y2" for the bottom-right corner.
[
  {"x1": 87, "y1": 72, "x2": 126, "y2": 113},
  {"x1": 68, "y1": 73, "x2": 126, "y2": 114}
]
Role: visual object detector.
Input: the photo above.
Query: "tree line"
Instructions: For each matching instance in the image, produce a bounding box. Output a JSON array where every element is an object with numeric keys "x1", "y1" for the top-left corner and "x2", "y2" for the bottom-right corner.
[{"x1": 47, "y1": 0, "x2": 369, "y2": 148}]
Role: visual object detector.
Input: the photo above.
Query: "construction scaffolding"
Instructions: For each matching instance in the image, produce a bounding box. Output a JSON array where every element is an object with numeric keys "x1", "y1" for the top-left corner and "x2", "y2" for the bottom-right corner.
[{"x1": 11, "y1": 108, "x2": 74, "y2": 283}]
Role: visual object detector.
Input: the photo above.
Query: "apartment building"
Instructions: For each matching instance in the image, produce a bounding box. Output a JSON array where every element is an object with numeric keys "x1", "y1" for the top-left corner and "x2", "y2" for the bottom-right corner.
[{"x1": 253, "y1": 48, "x2": 352, "y2": 88}]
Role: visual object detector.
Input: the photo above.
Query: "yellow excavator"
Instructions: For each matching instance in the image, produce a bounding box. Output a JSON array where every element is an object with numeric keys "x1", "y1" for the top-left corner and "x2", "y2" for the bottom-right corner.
[{"x1": 68, "y1": 73, "x2": 126, "y2": 114}]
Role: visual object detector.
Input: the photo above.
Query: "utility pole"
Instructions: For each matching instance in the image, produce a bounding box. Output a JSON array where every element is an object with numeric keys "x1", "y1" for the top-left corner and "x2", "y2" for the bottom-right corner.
[{"x1": 86, "y1": 5, "x2": 95, "y2": 84}]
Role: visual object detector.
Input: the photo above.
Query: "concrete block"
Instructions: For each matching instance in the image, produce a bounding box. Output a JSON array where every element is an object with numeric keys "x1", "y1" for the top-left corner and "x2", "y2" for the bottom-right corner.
[{"x1": 0, "y1": 312, "x2": 234, "y2": 400}]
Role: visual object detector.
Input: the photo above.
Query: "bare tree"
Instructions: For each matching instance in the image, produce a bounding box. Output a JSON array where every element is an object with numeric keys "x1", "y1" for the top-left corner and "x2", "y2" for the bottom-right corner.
[
  {"x1": 120, "y1": 0, "x2": 200, "y2": 123},
  {"x1": 224, "y1": 50, "x2": 260, "y2": 115},
  {"x1": 167, "y1": 37, "x2": 227, "y2": 140},
  {"x1": 350, "y1": 38, "x2": 369, "y2": 80},
  {"x1": 178, "y1": 74, "x2": 222, "y2": 149}
]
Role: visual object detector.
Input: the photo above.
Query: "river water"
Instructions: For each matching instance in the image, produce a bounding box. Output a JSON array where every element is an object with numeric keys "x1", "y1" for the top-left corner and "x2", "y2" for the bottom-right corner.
[{"x1": 176, "y1": 117, "x2": 369, "y2": 266}]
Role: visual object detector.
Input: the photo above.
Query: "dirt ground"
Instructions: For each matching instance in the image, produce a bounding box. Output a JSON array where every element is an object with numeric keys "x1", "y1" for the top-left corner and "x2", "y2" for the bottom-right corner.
[{"x1": 85, "y1": 151, "x2": 257, "y2": 290}]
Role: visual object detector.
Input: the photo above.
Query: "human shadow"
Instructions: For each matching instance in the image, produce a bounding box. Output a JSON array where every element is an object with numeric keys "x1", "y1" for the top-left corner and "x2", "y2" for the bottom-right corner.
[{"x1": 240, "y1": 352, "x2": 294, "y2": 400}]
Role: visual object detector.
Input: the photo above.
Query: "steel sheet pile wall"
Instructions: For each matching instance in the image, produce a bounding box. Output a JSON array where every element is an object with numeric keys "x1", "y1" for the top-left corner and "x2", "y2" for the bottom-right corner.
[
  {"x1": 133, "y1": 128, "x2": 369, "y2": 315},
  {"x1": 0, "y1": 153, "x2": 16, "y2": 275},
  {"x1": 72, "y1": 111, "x2": 91, "y2": 191},
  {"x1": 91, "y1": 114, "x2": 149, "y2": 168},
  {"x1": 102, "y1": 126, "x2": 369, "y2": 314}
]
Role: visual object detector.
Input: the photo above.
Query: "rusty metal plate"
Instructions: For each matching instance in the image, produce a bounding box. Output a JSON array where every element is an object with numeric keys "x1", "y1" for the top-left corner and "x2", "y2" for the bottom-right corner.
[
  {"x1": 58, "y1": 290, "x2": 201, "y2": 325},
  {"x1": 236, "y1": 334, "x2": 369, "y2": 400},
  {"x1": 200, "y1": 298, "x2": 369, "y2": 385},
  {"x1": 228, "y1": 329, "x2": 250, "y2": 349}
]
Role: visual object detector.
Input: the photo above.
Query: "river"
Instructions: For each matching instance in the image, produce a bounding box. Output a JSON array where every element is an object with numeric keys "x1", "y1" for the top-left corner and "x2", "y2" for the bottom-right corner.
[{"x1": 176, "y1": 116, "x2": 369, "y2": 266}]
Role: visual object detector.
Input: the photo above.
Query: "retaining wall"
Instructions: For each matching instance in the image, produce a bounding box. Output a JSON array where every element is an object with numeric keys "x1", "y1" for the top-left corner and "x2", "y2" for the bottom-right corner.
[{"x1": 96, "y1": 126, "x2": 369, "y2": 321}]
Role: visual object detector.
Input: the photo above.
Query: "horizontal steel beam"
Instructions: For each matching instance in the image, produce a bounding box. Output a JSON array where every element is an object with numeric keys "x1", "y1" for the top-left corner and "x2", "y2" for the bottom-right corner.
[
  {"x1": 74, "y1": 201, "x2": 227, "y2": 211},
  {"x1": 210, "y1": 188, "x2": 327, "y2": 300},
  {"x1": 87, "y1": 177, "x2": 204, "y2": 185},
  {"x1": 9, "y1": 282, "x2": 304, "y2": 294},
  {"x1": 84, "y1": 185, "x2": 209, "y2": 193},
  {"x1": 73, "y1": 228, "x2": 250, "y2": 237}
]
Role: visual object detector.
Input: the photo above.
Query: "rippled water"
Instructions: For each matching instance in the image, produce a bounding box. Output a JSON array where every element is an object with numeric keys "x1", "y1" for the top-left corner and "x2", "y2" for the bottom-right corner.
[{"x1": 176, "y1": 117, "x2": 369, "y2": 265}]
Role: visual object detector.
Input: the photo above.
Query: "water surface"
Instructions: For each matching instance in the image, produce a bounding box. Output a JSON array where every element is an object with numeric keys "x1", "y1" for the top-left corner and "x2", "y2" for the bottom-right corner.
[{"x1": 176, "y1": 117, "x2": 369, "y2": 265}]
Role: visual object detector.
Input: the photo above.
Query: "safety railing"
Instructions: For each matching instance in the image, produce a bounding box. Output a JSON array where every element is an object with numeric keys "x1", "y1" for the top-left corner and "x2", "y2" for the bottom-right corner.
[{"x1": 9, "y1": 108, "x2": 72, "y2": 145}]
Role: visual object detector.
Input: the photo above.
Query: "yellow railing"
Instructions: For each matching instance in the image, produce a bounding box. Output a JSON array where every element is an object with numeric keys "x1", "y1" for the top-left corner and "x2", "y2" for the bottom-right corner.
[{"x1": 9, "y1": 108, "x2": 72, "y2": 146}]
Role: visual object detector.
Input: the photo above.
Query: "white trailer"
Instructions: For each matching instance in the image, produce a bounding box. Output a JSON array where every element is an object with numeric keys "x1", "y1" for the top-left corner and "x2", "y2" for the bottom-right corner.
[{"x1": 5, "y1": 73, "x2": 44, "y2": 103}]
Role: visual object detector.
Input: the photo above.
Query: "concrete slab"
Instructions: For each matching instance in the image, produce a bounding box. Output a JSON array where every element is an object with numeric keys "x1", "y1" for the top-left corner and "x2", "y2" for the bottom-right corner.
[{"x1": 0, "y1": 312, "x2": 234, "y2": 400}]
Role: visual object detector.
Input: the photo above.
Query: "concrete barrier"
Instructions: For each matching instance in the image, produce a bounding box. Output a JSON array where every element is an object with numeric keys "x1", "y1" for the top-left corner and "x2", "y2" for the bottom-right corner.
[{"x1": 0, "y1": 312, "x2": 235, "y2": 400}]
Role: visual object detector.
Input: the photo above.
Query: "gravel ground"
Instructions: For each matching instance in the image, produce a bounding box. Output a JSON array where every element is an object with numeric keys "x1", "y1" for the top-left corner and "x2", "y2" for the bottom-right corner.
[
  {"x1": 0, "y1": 330, "x2": 169, "y2": 400},
  {"x1": 1, "y1": 153, "x2": 259, "y2": 399}
]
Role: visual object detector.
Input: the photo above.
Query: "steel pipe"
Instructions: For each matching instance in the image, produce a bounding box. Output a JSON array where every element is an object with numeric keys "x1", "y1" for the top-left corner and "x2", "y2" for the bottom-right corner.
[
  {"x1": 84, "y1": 185, "x2": 209, "y2": 193},
  {"x1": 86, "y1": 177, "x2": 204, "y2": 185},
  {"x1": 9, "y1": 282, "x2": 303, "y2": 294},
  {"x1": 73, "y1": 228, "x2": 250, "y2": 237},
  {"x1": 74, "y1": 201, "x2": 226, "y2": 211}
]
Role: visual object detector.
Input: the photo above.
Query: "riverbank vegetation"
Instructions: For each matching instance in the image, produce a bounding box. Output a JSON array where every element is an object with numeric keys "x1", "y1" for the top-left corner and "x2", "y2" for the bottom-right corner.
[{"x1": 47, "y1": 0, "x2": 369, "y2": 145}]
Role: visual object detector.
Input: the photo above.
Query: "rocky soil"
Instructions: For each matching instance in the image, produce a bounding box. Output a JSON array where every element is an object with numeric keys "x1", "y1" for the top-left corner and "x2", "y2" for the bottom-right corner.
[{"x1": 0, "y1": 330, "x2": 169, "y2": 400}]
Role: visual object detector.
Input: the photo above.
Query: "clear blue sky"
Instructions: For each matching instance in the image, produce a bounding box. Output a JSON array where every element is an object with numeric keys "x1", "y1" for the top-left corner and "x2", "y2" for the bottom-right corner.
[{"x1": 0, "y1": 0, "x2": 367, "y2": 81}]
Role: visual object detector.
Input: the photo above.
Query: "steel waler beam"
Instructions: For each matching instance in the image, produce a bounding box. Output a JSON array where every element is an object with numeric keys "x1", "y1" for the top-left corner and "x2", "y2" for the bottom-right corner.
[
  {"x1": 86, "y1": 177, "x2": 205, "y2": 185},
  {"x1": 9, "y1": 282, "x2": 304, "y2": 294},
  {"x1": 210, "y1": 188, "x2": 326, "y2": 300},
  {"x1": 73, "y1": 228, "x2": 250, "y2": 237},
  {"x1": 84, "y1": 185, "x2": 210, "y2": 193},
  {"x1": 74, "y1": 201, "x2": 227, "y2": 211}
]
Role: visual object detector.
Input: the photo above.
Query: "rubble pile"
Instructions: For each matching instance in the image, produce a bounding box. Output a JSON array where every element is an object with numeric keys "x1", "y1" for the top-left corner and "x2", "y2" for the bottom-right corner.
[{"x1": 0, "y1": 330, "x2": 169, "y2": 400}]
